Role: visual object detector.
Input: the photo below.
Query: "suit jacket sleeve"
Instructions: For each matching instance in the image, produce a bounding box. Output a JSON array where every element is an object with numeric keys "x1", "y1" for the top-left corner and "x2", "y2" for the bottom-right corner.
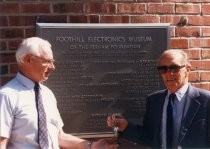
[{"x1": 118, "y1": 96, "x2": 154, "y2": 146}]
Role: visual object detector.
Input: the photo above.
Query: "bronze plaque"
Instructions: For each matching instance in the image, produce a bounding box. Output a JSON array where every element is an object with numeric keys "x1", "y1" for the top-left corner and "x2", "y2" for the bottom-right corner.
[{"x1": 36, "y1": 23, "x2": 170, "y2": 137}]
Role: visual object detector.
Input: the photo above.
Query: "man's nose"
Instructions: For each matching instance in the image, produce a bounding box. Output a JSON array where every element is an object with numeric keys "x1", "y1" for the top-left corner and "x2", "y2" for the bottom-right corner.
[{"x1": 49, "y1": 62, "x2": 55, "y2": 70}]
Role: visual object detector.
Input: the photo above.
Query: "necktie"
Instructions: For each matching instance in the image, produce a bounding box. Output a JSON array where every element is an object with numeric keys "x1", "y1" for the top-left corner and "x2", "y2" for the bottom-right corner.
[
  {"x1": 34, "y1": 83, "x2": 49, "y2": 149},
  {"x1": 166, "y1": 93, "x2": 176, "y2": 148}
]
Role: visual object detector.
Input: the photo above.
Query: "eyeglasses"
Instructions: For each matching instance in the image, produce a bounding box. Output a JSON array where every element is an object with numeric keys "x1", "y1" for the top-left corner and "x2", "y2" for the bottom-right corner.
[
  {"x1": 32, "y1": 55, "x2": 55, "y2": 65},
  {"x1": 157, "y1": 65, "x2": 185, "y2": 74}
]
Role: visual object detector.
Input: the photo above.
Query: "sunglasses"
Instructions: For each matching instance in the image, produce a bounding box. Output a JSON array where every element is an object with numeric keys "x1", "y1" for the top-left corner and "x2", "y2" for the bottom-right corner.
[{"x1": 157, "y1": 65, "x2": 185, "y2": 74}]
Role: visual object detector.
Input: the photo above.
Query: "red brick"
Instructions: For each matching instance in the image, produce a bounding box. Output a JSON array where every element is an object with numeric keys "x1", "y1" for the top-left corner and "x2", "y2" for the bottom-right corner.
[
  {"x1": 8, "y1": 40, "x2": 21, "y2": 51},
  {"x1": 9, "y1": 16, "x2": 36, "y2": 26},
  {"x1": 201, "y1": 49, "x2": 210, "y2": 59},
  {"x1": 190, "y1": 38, "x2": 210, "y2": 48},
  {"x1": 1, "y1": 29, "x2": 24, "y2": 39},
  {"x1": 190, "y1": 60, "x2": 210, "y2": 70},
  {"x1": 0, "y1": 41, "x2": 7, "y2": 51},
  {"x1": 176, "y1": 4, "x2": 200, "y2": 14},
  {"x1": 36, "y1": 15, "x2": 67, "y2": 23},
  {"x1": 108, "y1": 0, "x2": 135, "y2": 1},
  {"x1": 117, "y1": 4, "x2": 145, "y2": 14},
  {"x1": 164, "y1": 0, "x2": 210, "y2": 1},
  {"x1": 25, "y1": 28, "x2": 36, "y2": 38},
  {"x1": 0, "y1": 65, "x2": 8, "y2": 75},
  {"x1": 202, "y1": 27, "x2": 210, "y2": 36},
  {"x1": 202, "y1": 4, "x2": 210, "y2": 14},
  {"x1": 131, "y1": 15, "x2": 159, "y2": 23},
  {"x1": 169, "y1": 27, "x2": 175, "y2": 37},
  {"x1": 21, "y1": 3, "x2": 50, "y2": 13},
  {"x1": 196, "y1": 0, "x2": 210, "y2": 1},
  {"x1": 1, "y1": 0, "x2": 210, "y2": 85},
  {"x1": 163, "y1": 0, "x2": 189, "y2": 2},
  {"x1": 176, "y1": 27, "x2": 200, "y2": 37},
  {"x1": 53, "y1": 3, "x2": 83, "y2": 13},
  {"x1": 137, "y1": 0, "x2": 161, "y2": 1},
  {"x1": 69, "y1": 15, "x2": 99, "y2": 23},
  {"x1": 10, "y1": 63, "x2": 18, "y2": 74},
  {"x1": 100, "y1": 15, "x2": 129, "y2": 23},
  {"x1": 0, "y1": 16, "x2": 8, "y2": 26},
  {"x1": 160, "y1": 15, "x2": 181, "y2": 26},
  {"x1": 0, "y1": 76, "x2": 14, "y2": 86},
  {"x1": 189, "y1": 71, "x2": 200, "y2": 82},
  {"x1": 170, "y1": 38, "x2": 188, "y2": 49},
  {"x1": 148, "y1": 3, "x2": 175, "y2": 14},
  {"x1": 188, "y1": 16, "x2": 210, "y2": 26},
  {"x1": 0, "y1": 3, "x2": 19, "y2": 14},
  {"x1": 192, "y1": 83, "x2": 210, "y2": 91},
  {"x1": 41, "y1": 0, "x2": 66, "y2": 0},
  {"x1": 85, "y1": 2, "x2": 116, "y2": 13},
  {"x1": 201, "y1": 72, "x2": 210, "y2": 81},
  {"x1": 183, "y1": 49, "x2": 200, "y2": 59},
  {"x1": 0, "y1": 53, "x2": 16, "y2": 63}
]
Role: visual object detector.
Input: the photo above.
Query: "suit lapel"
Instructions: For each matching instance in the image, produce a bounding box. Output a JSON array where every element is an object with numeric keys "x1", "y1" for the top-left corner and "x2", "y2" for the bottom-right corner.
[
  {"x1": 178, "y1": 85, "x2": 201, "y2": 144},
  {"x1": 155, "y1": 90, "x2": 168, "y2": 146}
]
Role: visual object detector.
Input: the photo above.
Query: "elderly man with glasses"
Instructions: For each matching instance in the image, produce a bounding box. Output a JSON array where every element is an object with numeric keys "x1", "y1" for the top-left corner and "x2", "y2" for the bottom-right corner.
[
  {"x1": 107, "y1": 49, "x2": 210, "y2": 149},
  {"x1": 0, "y1": 37, "x2": 116, "y2": 149}
]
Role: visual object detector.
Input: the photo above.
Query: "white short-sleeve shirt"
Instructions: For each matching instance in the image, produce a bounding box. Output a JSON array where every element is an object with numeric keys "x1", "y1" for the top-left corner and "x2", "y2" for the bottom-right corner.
[{"x1": 0, "y1": 72, "x2": 64, "y2": 149}]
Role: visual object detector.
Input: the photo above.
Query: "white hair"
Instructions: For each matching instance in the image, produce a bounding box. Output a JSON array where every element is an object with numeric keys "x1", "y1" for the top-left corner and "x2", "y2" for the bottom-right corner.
[
  {"x1": 158, "y1": 49, "x2": 190, "y2": 66},
  {"x1": 15, "y1": 37, "x2": 52, "y2": 64}
]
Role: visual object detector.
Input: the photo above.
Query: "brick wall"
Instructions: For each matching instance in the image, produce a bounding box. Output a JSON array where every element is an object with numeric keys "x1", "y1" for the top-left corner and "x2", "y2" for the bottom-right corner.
[{"x1": 1, "y1": 0, "x2": 210, "y2": 89}]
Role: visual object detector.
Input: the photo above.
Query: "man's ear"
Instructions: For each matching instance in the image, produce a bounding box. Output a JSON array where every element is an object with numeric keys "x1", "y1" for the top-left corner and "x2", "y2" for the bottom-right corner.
[
  {"x1": 186, "y1": 65, "x2": 191, "y2": 72},
  {"x1": 185, "y1": 65, "x2": 191, "y2": 77},
  {"x1": 23, "y1": 55, "x2": 31, "y2": 64}
]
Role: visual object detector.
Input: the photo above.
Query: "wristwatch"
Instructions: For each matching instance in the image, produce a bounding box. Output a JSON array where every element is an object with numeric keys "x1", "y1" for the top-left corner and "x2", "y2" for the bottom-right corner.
[{"x1": 87, "y1": 140, "x2": 93, "y2": 149}]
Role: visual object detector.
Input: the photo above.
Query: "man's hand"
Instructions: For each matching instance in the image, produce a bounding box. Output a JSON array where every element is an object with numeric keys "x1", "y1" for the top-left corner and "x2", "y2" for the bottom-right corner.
[
  {"x1": 107, "y1": 114, "x2": 128, "y2": 132},
  {"x1": 0, "y1": 137, "x2": 9, "y2": 149}
]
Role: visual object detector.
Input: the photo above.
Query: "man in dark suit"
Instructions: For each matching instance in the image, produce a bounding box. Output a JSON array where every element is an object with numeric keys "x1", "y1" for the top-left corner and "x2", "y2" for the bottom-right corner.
[{"x1": 107, "y1": 49, "x2": 210, "y2": 149}]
